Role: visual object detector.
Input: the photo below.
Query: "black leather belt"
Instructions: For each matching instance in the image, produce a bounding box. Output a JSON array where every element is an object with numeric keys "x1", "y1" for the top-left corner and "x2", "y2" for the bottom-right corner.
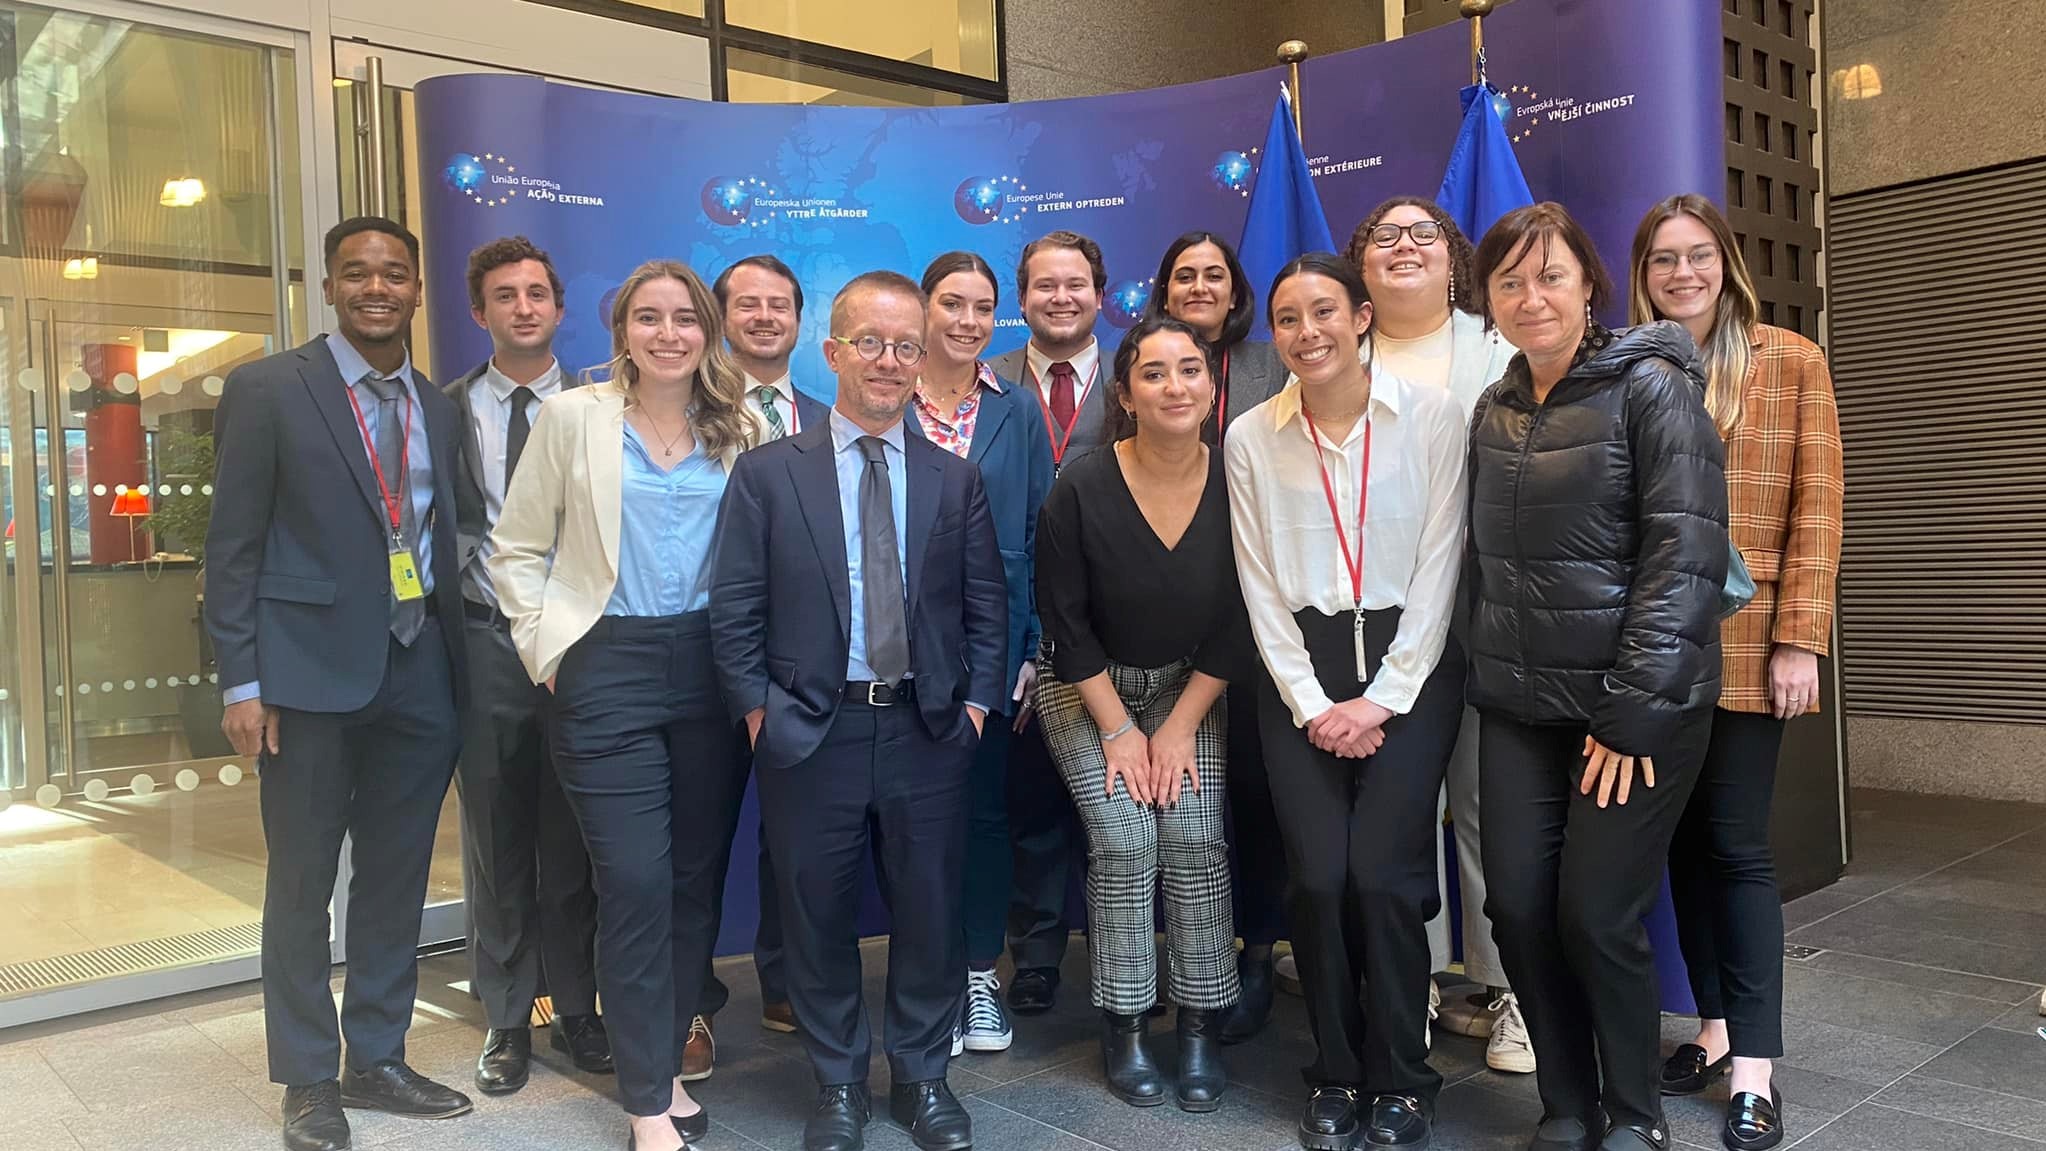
[
  {"x1": 844, "y1": 680, "x2": 912, "y2": 707},
  {"x1": 462, "y1": 598, "x2": 507, "y2": 627}
]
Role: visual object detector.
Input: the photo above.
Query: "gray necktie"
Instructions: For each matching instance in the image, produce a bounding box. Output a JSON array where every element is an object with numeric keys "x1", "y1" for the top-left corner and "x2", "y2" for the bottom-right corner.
[
  {"x1": 856, "y1": 436, "x2": 909, "y2": 685},
  {"x1": 362, "y1": 374, "x2": 425, "y2": 646}
]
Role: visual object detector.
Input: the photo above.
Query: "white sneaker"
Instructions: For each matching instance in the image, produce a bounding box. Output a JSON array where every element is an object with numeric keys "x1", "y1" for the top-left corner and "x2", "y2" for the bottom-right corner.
[
  {"x1": 1425, "y1": 979, "x2": 1440, "y2": 1049},
  {"x1": 950, "y1": 1023, "x2": 964, "y2": 1058},
  {"x1": 1275, "y1": 952, "x2": 1302, "y2": 996},
  {"x1": 960, "y1": 968, "x2": 1014, "y2": 1052},
  {"x1": 1485, "y1": 992, "x2": 1536, "y2": 1074}
]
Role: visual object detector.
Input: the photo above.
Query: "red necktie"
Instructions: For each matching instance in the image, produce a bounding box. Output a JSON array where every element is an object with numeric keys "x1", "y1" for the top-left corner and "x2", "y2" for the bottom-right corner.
[{"x1": 1048, "y1": 361, "x2": 1077, "y2": 432}]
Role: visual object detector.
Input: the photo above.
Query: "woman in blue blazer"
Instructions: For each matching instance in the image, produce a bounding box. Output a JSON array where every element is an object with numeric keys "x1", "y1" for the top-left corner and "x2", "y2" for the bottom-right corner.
[{"x1": 909, "y1": 250, "x2": 1056, "y2": 1055}]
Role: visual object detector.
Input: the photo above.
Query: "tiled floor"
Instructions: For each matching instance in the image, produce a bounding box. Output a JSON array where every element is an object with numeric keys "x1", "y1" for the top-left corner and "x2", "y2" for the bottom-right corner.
[{"x1": 6, "y1": 787, "x2": 2046, "y2": 1150}]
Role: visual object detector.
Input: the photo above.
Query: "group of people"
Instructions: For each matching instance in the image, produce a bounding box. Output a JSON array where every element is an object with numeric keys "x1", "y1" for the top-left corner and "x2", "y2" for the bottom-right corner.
[{"x1": 205, "y1": 185, "x2": 1840, "y2": 1151}]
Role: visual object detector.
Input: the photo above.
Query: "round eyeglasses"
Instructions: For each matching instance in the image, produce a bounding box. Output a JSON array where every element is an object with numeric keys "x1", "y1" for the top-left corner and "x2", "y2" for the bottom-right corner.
[
  {"x1": 1646, "y1": 246, "x2": 1720, "y2": 276},
  {"x1": 831, "y1": 335, "x2": 926, "y2": 367}
]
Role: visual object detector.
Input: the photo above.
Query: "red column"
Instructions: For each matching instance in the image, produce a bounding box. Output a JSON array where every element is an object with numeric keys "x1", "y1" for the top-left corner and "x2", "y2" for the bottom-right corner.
[{"x1": 83, "y1": 343, "x2": 146, "y2": 564}]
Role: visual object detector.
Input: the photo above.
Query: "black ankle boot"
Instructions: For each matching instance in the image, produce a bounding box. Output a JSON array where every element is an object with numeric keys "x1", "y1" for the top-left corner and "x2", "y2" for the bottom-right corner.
[
  {"x1": 1220, "y1": 953, "x2": 1274, "y2": 1044},
  {"x1": 1175, "y1": 1007, "x2": 1227, "y2": 1112},
  {"x1": 1100, "y1": 1011, "x2": 1166, "y2": 1107}
]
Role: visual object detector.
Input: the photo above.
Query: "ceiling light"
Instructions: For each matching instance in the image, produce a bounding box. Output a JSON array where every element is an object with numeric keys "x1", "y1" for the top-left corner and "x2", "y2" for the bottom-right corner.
[
  {"x1": 159, "y1": 177, "x2": 207, "y2": 208},
  {"x1": 61, "y1": 256, "x2": 98, "y2": 280}
]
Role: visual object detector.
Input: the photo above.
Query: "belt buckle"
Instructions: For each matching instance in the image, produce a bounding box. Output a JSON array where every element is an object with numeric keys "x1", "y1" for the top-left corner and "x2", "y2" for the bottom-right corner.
[{"x1": 864, "y1": 681, "x2": 894, "y2": 707}]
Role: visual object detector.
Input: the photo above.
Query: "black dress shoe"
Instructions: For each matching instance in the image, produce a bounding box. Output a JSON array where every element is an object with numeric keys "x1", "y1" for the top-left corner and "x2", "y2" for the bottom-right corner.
[
  {"x1": 804, "y1": 1084, "x2": 872, "y2": 1151},
  {"x1": 1528, "y1": 1113, "x2": 1600, "y2": 1151},
  {"x1": 1299, "y1": 1085, "x2": 1362, "y2": 1151},
  {"x1": 1175, "y1": 1008, "x2": 1226, "y2": 1112},
  {"x1": 553, "y1": 1012, "x2": 616, "y2": 1074},
  {"x1": 1599, "y1": 1121, "x2": 1671, "y2": 1151},
  {"x1": 340, "y1": 1060, "x2": 472, "y2": 1119},
  {"x1": 889, "y1": 1079, "x2": 972, "y2": 1151},
  {"x1": 1100, "y1": 1011, "x2": 1167, "y2": 1106},
  {"x1": 1366, "y1": 1094, "x2": 1432, "y2": 1148},
  {"x1": 1008, "y1": 968, "x2": 1058, "y2": 1016},
  {"x1": 1723, "y1": 1089, "x2": 1783, "y2": 1151},
  {"x1": 670, "y1": 1103, "x2": 711, "y2": 1142},
  {"x1": 1659, "y1": 1043, "x2": 1730, "y2": 1096},
  {"x1": 475, "y1": 1027, "x2": 531, "y2": 1095},
  {"x1": 282, "y1": 1080, "x2": 351, "y2": 1151},
  {"x1": 1219, "y1": 952, "x2": 1274, "y2": 1044}
]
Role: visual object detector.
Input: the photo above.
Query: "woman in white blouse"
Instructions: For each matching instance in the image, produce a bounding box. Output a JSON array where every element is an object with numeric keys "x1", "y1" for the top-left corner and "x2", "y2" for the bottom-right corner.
[{"x1": 1225, "y1": 252, "x2": 1468, "y2": 1151}]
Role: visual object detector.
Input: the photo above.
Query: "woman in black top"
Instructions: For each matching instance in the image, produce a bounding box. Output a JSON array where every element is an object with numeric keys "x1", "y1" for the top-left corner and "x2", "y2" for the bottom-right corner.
[{"x1": 1034, "y1": 314, "x2": 1248, "y2": 1113}]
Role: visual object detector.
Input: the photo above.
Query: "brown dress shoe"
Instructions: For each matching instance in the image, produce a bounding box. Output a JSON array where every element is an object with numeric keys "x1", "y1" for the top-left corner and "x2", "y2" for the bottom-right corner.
[
  {"x1": 681, "y1": 1015, "x2": 715, "y2": 1081},
  {"x1": 762, "y1": 1000, "x2": 799, "y2": 1034}
]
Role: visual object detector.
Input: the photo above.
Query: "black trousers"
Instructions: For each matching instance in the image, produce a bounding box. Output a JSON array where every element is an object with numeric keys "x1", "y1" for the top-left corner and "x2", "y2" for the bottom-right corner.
[
  {"x1": 1480, "y1": 707, "x2": 1712, "y2": 1132},
  {"x1": 261, "y1": 619, "x2": 459, "y2": 1086},
  {"x1": 1227, "y1": 677, "x2": 1289, "y2": 947},
  {"x1": 1669, "y1": 707, "x2": 1788, "y2": 1057},
  {"x1": 456, "y1": 616, "x2": 598, "y2": 1029},
  {"x1": 549, "y1": 612, "x2": 749, "y2": 1116},
  {"x1": 759, "y1": 693, "x2": 973, "y2": 1086},
  {"x1": 1263, "y1": 608, "x2": 1465, "y2": 1101},
  {"x1": 1006, "y1": 708, "x2": 1081, "y2": 972},
  {"x1": 701, "y1": 818, "x2": 789, "y2": 1017}
]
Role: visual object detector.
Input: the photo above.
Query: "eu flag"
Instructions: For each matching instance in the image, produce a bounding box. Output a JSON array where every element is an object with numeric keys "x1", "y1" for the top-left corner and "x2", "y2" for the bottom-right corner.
[
  {"x1": 1238, "y1": 88, "x2": 1334, "y2": 339},
  {"x1": 1435, "y1": 83, "x2": 1534, "y2": 240}
]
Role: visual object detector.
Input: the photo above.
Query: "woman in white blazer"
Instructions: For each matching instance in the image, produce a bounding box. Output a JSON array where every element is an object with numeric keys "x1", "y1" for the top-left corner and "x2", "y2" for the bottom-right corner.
[{"x1": 489, "y1": 258, "x2": 756, "y2": 1151}]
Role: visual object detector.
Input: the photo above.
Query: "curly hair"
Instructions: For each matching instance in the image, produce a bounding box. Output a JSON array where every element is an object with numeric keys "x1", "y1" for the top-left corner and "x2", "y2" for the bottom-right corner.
[{"x1": 1343, "y1": 196, "x2": 1478, "y2": 314}]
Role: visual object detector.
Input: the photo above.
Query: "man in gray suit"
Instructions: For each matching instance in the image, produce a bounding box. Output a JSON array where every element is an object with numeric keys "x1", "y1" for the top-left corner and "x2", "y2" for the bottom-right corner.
[
  {"x1": 207, "y1": 217, "x2": 472, "y2": 1151},
  {"x1": 984, "y1": 229, "x2": 1111, "y2": 1017},
  {"x1": 445, "y1": 235, "x2": 609, "y2": 1095}
]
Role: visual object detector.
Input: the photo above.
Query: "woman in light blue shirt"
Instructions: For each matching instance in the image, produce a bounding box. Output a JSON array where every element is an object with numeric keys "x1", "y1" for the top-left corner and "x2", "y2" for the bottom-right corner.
[{"x1": 490, "y1": 258, "x2": 756, "y2": 1151}]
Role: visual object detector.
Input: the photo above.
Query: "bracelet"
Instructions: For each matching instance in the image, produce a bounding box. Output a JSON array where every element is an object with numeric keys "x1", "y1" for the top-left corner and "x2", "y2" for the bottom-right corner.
[{"x1": 1100, "y1": 716, "x2": 1137, "y2": 742}]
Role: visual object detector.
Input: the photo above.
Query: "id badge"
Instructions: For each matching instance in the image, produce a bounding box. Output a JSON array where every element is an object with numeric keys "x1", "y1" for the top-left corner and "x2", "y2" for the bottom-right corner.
[{"x1": 389, "y1": 543, "x2": 426, "y2": 602}]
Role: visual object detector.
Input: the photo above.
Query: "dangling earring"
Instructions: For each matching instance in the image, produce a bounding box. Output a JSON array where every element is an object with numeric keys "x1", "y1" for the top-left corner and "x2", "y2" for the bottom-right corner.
[
  {"x1": 1446, "y1": 267, "x2": 1456, "y2": 309},
  {"x1": 1585, "y1": 301, "x2": 1594, "y2": 326}
]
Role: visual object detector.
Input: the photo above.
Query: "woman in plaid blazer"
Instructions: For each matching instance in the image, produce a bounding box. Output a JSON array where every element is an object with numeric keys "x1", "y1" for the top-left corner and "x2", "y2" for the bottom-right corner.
[{"x1": 1630, "y1": 194, "x2": 1843, "y2": 1151}]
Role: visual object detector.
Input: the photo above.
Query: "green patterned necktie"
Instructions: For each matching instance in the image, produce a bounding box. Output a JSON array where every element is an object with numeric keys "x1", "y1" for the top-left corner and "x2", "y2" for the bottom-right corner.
[{"x1": 756, "y1": 385, "x2": 787, "y2": 440}]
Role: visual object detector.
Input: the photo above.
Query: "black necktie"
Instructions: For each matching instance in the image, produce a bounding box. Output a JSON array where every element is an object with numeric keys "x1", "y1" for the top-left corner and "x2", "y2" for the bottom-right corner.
[
  {"x1": 857, "y1": 436, "x2": 910, "y2": 685},
  {"x1": 506, "y1": 385, "x2": 535, "y2": 490},
  {"x1": 361, "y1": 375, "x2": 424, "y2": 646}
]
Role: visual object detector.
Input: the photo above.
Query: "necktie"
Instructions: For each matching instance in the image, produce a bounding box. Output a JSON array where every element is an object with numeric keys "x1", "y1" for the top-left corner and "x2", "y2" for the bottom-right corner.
[
  {"x1": 1048, "y1": 360, "x2": 1077, "y2": 433},
  {"x1": 756, "y1": 385, "x2": 787, "y2": 441},
  {"x1": 506, "y1": 385, "x2": 535, "y2": 490},
  {"x1": 856, "y1": 436, "x2": 910, "y2": 685},
  {"x1": 361, "y1": 375, "x2": 425, "y2": 646}
]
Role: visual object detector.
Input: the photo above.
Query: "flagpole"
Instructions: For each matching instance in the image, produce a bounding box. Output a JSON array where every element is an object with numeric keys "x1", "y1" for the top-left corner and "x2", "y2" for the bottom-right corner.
[
  {"x1": 1460, "y1": 0, "x2": 1495, "y2": 86},
  {"x1": 1277, "y1": 39, "x2": 1308, "y2": 143}
]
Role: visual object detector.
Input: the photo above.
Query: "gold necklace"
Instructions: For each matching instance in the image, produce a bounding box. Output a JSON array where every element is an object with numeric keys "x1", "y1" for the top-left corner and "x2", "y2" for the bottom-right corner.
[{"x1": 639, "y1": 409, "x2": 689, "y2": 458}]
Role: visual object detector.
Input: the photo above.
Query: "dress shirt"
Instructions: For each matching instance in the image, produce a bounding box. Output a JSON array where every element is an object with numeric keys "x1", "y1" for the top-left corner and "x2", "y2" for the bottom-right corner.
[
  {"x1": 605, "y1": 424, "x2": 727, "y2": 617},
  {"x1": 831, "y1": 408, "x2": 909, "y2": 682},
  {"x1": 911, "y1": 361, "x2": 1005, "y2": 459},
  {"x1": 1223, "y1": 371, "x2": 1468, "y2": 725},
  {"x1": 743, "y1": 370, "x2": 803, "y2": 435},
  {"x1": 224, "y1": 332, "x2": 435, "y2": 707},
  {"x1": 465, "y1": 357, "x2": 564, "y2": 609},
  {"x1": 1023, "y1": 337, "x2": 1100, "y2": 415}
]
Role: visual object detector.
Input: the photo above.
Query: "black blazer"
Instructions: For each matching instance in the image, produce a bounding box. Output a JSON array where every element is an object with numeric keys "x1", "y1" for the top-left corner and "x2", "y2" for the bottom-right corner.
[
  {"x1": 791, "y1": 388, "x2": 830, "y2": 434},
  {"x1": 709, "y1": 420, "x2": 1009, "y2": 771},
  {"x1": 205, "y1": 337, "x2": 466, "y2": 714},
  {"x1": 443, "y1": 360, "x2": 585, "y2": 587}
]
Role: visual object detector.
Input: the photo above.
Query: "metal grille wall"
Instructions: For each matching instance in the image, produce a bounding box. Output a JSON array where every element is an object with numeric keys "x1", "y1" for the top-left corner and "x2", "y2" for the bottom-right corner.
[{"x1": 1828, "y1": 157, "x2": 2046, "y2": 722}]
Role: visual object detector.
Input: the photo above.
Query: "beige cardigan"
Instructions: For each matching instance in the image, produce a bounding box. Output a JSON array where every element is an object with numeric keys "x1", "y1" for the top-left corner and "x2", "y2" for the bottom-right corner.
[{"x1": 486, "y1": 381, "x2": 738, "y2": 685}]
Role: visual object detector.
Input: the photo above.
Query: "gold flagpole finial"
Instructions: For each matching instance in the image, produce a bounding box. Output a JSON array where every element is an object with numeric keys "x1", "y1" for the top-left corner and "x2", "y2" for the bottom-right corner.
[
  {"x1": 1459, "y1": 0, "x2": 1495, "y2": 86},
  {"x1": 1277, "y1": 40, "x2": 1309, "y2": 143}
]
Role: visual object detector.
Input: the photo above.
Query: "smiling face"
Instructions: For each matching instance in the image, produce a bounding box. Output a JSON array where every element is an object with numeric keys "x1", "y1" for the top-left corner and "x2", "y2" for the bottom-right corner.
[
  {"x1": 471, "y1": 258, "x2": 560, "y2": 358},
  {"x1": 1642, "y1": 212, "x2": 1725, "y2": 331},
  {"x1": 622, "y1": 275, "x2": 706, "y2": 389},
  {"x1": 1164, "y1": 240, "x2": 1235, "y2": 342},
  {"x1": 1118, "y1": 328, "x2": 1216, "y2": 441},
  {"x1": 324, "y1": 230, "x2": 419, "y2": 349},
  {"x1": 827, "y1": 285, "x2": 925, "y2": 428},
  {"x1": 1020, "y1": 246, "x2": 1100, "y2": 351},
  {"x1": 1487, "y1": 234, "x2": 1592, "y2": 365},
  {"x1": 1360, "y1": 203, "x2": 1450, "y2": 312},
  {"x1": 924, "y1": 269, "x2": 997, "y2": 371},
  {"x1": 722, "y1": 262, "x2": 801, "y2": 370},
  {"x1": 1269, "y1": 272, "x2": 1372, "y2": 385}
]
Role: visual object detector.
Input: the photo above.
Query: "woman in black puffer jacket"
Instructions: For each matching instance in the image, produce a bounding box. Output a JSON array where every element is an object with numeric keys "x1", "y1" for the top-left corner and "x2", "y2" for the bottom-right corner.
[{"x1": 1463, "y1": 203, "x2": 1728, "y2": 1151}]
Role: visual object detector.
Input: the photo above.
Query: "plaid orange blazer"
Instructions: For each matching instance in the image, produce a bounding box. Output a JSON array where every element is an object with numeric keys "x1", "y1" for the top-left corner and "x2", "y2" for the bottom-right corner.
[{"x1": 1719, "y1": 323, "x2": 1844, "y2": 713}]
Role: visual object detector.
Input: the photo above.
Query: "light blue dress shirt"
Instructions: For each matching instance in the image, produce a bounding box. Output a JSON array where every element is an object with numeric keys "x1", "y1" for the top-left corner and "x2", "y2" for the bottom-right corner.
[
  {"x1": 224, "y1": 333, "x2": 436, "y2": 707},
  {"x1": 830, "y1": 409, "x2": 908, "y2": 682},
  {"x1": 605, "y1": 423, "x2": 728, "y2": 617}
]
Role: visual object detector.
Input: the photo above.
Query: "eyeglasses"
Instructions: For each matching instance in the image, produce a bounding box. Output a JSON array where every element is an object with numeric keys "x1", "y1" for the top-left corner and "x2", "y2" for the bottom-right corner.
[
  {"x1": 1646, "y1": 246, "x2": 1720, "y2": 275},
  {"x1": 830, "y1": 335, "x2": 926, "y2": 367},
  {"x1": 1367, "y1": 221, "x2": 1443, "y2": 248}
]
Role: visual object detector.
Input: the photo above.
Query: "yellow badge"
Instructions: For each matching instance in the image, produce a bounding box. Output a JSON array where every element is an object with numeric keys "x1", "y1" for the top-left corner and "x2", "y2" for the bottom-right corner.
[{"x1": 389, "y1": 548, "x2": 426, "y2": 601}]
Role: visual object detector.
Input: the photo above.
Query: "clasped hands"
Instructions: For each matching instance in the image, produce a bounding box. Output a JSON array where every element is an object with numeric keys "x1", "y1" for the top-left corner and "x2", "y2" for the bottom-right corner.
[{"x1": 1305, "y1": 696, "x2": 1394, "y2": 759}]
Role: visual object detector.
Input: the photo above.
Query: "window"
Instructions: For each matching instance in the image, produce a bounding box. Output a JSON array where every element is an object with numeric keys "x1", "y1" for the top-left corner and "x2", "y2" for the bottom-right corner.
[
  {"x1": 1753, "y1": 49, "x2": 1769, "y2": 87},
  {"x1": 1757, "y1": 237, "x2": 1775, "y2": 276},
  {"x1": 1788, "y1": 244, "x2": 1803, "y2": 279},
  {"x1": 1725, "y1": 39, "x2": 1742, "y2": 79},
  {"x1": 1753, "y1": 112, "x2": 1771, "y2": 153},
  {"x1": 1756, "y1": 174, "x2": 1773, "y2": 213},
  {"x1": 1786, "y1": 182, "x2": 1802, "y2": 220},
  {"x1": 726, "y1": 47, "x2": 982, "y2": 105},
  {"x1": 1781, "y1": 59, "x2": 1799, "y2": 98},
  {"x1": 726, "y1": 0, "x2": 998, "y2": 81},
  {"x1": 1728, "y1": 169, "x2": 1745, "y2": 208},
  {"x1": 1726, "y1": 103, "x2": 1743, "y2": 143}
]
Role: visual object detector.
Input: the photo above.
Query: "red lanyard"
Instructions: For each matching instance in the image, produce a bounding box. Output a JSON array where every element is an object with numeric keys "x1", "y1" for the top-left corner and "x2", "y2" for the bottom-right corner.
[
  {"x1": 1300, "y1": 402, "x2": 1372, "y2": 610},
  {"x1": 1026, "y1": 358, "x2": 1098, "y2": 466},
  {"x1": 344, "y1": 380, "x2": 415, "y2": 540},
  {"x1": 1214, "y1": 349, "x2": 1229, "y2": 435}
]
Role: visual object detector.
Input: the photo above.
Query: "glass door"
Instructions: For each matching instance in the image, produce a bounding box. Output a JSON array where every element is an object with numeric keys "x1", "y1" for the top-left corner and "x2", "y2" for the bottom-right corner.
[{"x1": 0, "y1": 1, "x2": 307, "y2": 1019}]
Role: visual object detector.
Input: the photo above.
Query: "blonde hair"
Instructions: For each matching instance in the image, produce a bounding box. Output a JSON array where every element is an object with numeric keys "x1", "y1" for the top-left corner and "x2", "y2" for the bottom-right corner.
[
  {"x1": 605, "y1": 259, "x2": 756, "y2": 458},
  {"x1": 1628, "y1": 194, "x2": 1759, "y2": 436}
]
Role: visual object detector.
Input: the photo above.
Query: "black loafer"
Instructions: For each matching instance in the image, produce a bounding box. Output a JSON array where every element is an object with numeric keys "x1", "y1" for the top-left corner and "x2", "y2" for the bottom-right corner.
[
  {"x1": 1365, "y1": 1094, "x2": 1432, "y2": 1147},
  {"x1": 671, "y1": 1103, "x2": 711, "y2": 1142},
  {"x1": 804, "y1": 1084, "x2": 872, "y2": 1151},
  {"x1": 1528, "y1": 1113, "x2": 1600, "y2": 1151},
  {"x1": 1723, "y1": 1089, "x2": 1783, "y2": 1151},
  {"x1": 475, "y1": 1027, "x2": 531, "y2": 1095},
  {"x1": 1659, "y1": 1043, "x2": 1730, "y2": 1096},
  {"x1": 339, "y1": 1060, "x2": 472, "y2": 1119},
  {"x1": 1299, "y1": 1085, "x2": 1361, "y2": 1151},
  {"x1": 281, "y1": 1080, "x2": 351, "y2": 1151},
  {"x1": 553, "y1": 1012, "x2": 616, "y2": 1074},
  {"x1": 889, "y1": 1079, "x2": 972, "y2": 1151},
  {"x1": 1008, "y1": 968, "x2": 1058, "y2": 1016}
]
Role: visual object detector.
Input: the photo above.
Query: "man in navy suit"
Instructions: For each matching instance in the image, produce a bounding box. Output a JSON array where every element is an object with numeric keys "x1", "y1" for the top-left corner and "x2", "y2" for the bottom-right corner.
[
  {"x1": 207, "y1": 217, "x2": 472, "y2": 1151},
  {"x1": 710, "y1": 271, "x2": 1006, "y2": 1151}
]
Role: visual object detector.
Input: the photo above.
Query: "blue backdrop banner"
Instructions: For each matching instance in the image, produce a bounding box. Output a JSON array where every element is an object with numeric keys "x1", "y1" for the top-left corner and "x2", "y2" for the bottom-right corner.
[{"x1": 417, "y1": 0, "x2": 1722, "y2": 1000}]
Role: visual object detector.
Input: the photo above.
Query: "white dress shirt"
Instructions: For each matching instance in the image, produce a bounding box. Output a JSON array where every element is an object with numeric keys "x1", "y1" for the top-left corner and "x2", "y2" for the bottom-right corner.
[
  {"x1": 466, "y1": 357, "x2": 564, "y2": 608},
  {"x1": 1225, "y1": 371, "x2": 1468, "y2": 726},
  {"x1": 1023, "y1": 337, "x2": 1101, "y2": 412},
  {"x1": 742, "y1": 369, "x2": 802, "y2": 436}
]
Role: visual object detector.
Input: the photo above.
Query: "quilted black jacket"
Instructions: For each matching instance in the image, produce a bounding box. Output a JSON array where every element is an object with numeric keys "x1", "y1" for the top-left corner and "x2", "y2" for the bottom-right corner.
[{"x1": 1464, "y1": 321, "x2": 1729, "y2": 756}]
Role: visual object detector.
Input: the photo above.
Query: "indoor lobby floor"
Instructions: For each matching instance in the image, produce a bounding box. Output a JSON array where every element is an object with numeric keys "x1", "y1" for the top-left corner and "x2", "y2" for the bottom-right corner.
[{"x1": 5, "y1": 787, "x2": 2046, "y2": 1150}]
